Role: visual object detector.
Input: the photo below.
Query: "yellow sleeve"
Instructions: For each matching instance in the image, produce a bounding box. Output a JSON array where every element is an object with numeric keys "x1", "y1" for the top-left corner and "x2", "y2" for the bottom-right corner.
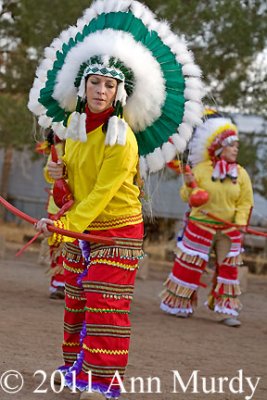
[
  {"x1": 61, "y1": 141, "x2": 137, "y2": 234},
  {"x1": 180, "y1": 184, "x2": 192, "y2": 202},
  {"x1": 234, "y1": 167, "x2": 254, "y2": 226}
]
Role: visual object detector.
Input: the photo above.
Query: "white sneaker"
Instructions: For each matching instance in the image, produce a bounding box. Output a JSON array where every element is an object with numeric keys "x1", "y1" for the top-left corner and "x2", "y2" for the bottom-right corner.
[
  {"x1": 221, "y1": 318, "x2": 241, "y2": 327},
  {"x1": 176, "y1": 312, "x2": 190, "y2": 318}
]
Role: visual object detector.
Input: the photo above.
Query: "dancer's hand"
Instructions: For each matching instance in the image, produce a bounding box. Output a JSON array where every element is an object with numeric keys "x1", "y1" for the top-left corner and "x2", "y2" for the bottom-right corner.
[
  {"x1": 47, "y1": 160, "x2": 64, "y2": 180},
  {"x1": 35, "y1": 218, "x2": 54, "y2": 237},
  {"x1": 184, "y1": 171, "x2": 195, "y2": 187}
]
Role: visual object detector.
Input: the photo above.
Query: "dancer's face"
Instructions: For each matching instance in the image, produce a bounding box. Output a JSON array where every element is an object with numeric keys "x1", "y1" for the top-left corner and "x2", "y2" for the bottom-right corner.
[
  {"x1": 221, "y1": 141, "x2": 239, "y2": 162},
  {"x1": 86, "y1": 75, "x2": 117, "y2": 113}
]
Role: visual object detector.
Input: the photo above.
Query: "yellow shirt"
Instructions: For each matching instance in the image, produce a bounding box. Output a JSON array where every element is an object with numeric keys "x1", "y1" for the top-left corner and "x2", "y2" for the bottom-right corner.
[
  {"x1": 180, "y1": 160, "x2": 254, "y2": 226},
  {"x1": 49, "y1": 124, "x2": 142, "y2": 237}
]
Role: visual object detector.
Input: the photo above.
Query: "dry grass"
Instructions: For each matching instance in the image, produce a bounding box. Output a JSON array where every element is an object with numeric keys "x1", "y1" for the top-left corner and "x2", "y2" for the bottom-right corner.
[{"x1": 0, "y1": 220, "x2": 36, "y2": 244}]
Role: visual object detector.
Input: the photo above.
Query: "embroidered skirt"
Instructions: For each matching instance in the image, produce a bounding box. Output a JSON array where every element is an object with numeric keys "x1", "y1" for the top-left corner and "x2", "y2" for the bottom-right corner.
[
  {"x1": 61, "y1": 222, "x2": 143, "y2": 398},
  {"x1": 160, "y1": 220, "x2": 242, "y2": 317}
]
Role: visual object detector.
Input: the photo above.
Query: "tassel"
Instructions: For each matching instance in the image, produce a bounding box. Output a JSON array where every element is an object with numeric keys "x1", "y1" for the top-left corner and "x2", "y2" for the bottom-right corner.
[
  {"x1": 116, "y1": 119, "x2": 128, "y2": 145},
  {"x1": 105, "y1": 116, "x2": 119, "y2": 146},
  {"x1": 78, "y1": 112, "x2": 87, "y2": 142},
  {"x1": 65, "y1": 111, "x2": 80, "y2": 140},
  {"x1": 115, "y1": 82, "x2": 127, "y2": 106}
]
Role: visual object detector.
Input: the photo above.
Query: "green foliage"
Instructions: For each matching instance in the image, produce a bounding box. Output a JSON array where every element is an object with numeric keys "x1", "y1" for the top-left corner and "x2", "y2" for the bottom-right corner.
[
  {"x1": 0, "y1": 0, "x2": 93, "y2": 149},
  {"x1": 0, "y1": 94, "x2": 33, "y2": 149},
  {"x1": 145, "y1": 0, "x2": 267, "y2": 115}
]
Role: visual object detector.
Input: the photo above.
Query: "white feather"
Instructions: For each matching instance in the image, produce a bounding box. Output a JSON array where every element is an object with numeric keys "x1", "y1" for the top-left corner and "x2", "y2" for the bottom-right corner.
[
  {"x1": 148, "y1": 19, "x2": 160, "y2": 32},
  {"x1": 28, "y1": 101, "x2": 46, "y2": 116},
  {"x1": 115, "y1": 82, "x2": 127, "y2": 107},
  {"x1": 146, "y1": 148, "x2": 165, "y2": 173},
  {"x1": 50, "y1": 38, "x2": 64, "y2": 51},
  {"x1": 59, "y1": 29, "x2": 71, "y2": 43},
  {"x1": 156, "y1": 20, "x2": 171, "y2": 41},
  {"x1": 162, "y1": 141, "x2": 177, "y2": 163},
  {"x1": 101, "y1": 0, "x2": 131, "y2": 13},
  {"x1": 53, "y1": 29, "x2": 165, "y2": 128},
  {"x1": 176, "y1": 51, "x2": 194, "y2": 65},
  {"x1": 40, "y1": 58, "x2": 54, "y2": 71},
  {"x1": 33, "y1": 79, "x2": 46, "y2": 91},
  {"x1": 38, "y1": 115, "x2": 52, "y2": 129},
  {"x1": 185, "y1": 100, "x2": 203, "y2": 116},
  {"x1": 44, "y1": 47, "x2": 57, "y2": 61},
  {"x1": 36, "y1": 66, "x2": 48, "y2": 80},
  {"x1": 188, "y1": 117, "x2": 236, "y2": 166},
  {"x1": 182, "y1": 63, "x2": 202, "y2": 77},
  {"x1": 130, "y1": 1, "x2": 146, "y2": 19},
  {"x1": 178, "y1": 123, "x2": 193, "y2": 142},
  {"x1": 51, "y1": 122, "x2": 67, "y2": 140},
  {"x1": 81, "y1": 8, "x2": 98, "y2": 24},
  {"x1": 139, "y1": 155, "x2": 148, "y2": 179},
  {"x1": 133, "y1": 4, "x2": 155, "y2": 26},
  {"x1": 183, "y1": 109, "x2": 203, "y2": 126},
  {"x1": 171, "y1": 134, "x2": 187, "y2": 153},
  {"x1": 184, "y1": 88, "x2": 204, "y2": 101},
  {"x1": 171, "y1": 133, "x2": 187, "y2": 153},
  {"x1": 164, "y1": 33, "x2": 179, "y2": 48},
  {"x1": 29, "y1": 0, "x2": 204, "y2": 152},
  {"x1": 68, "y1": 26, "x2": 79, "y2": 39},
  {"x1": 170, "y1": 40, "x2": 188, "y2": 56},
  {"x1": 28, "y1": 88, "x2": 46, "y2": 115},
  {"x1": 77, "y1": 76, "x2": 86, "y2": 98},
  {"x1": 185, "y1": 77, "x2": 204, "y2": 90}
]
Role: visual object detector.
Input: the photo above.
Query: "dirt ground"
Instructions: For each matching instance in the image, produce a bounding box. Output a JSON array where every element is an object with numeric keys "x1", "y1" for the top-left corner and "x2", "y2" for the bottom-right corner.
[{"x1": 0, "y1": 223, "x2": 267, "y2": 400}]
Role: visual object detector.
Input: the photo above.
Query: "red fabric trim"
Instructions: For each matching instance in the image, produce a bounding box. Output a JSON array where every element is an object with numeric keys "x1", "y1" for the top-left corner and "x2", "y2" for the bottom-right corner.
[{"x1": 85, "y1": 104, "x2": 114, "y2": 133}]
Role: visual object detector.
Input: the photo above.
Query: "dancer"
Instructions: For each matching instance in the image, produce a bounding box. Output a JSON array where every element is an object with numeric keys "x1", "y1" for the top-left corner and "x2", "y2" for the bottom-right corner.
[
  {"x1": 28, "y1": 1, "x2": 203, "y2": 398},
  {"x1": 36, "y1": 131, "x2": 66, "y2": 299},
  {"x1": 160, "y1": 109, "x2": 254, "y2": 327}
]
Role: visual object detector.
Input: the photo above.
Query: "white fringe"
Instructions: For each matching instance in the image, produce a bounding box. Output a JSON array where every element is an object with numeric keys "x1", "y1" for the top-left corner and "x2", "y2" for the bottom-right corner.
[
  {"x1": 214, "y1": 305, "x2": 239, "y2": 317},
  {"x1": 160, "y1": 302, "x2": 193, "y2": 315},
  {"x1": 177, "y1": 241, "x2": 209, "y2": 262},
  {"x1": 217, "y1": 277, "x2": 240, "y2": 285},
  {"x1": 169, "y1": 273, "x2": 199, "y2": 290}
]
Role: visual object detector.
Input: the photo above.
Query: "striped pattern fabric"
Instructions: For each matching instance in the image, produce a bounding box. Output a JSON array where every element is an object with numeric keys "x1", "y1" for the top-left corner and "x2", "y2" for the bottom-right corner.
[
  {"x1": 61, "y1": 222, "x2": 143, "y2": 398},
  {"x1": 88, "y1": 213, "x2": 143, "y2": 230},
  {"x1": 160, "y1": 220, "x2": 242, "y2": 317}
]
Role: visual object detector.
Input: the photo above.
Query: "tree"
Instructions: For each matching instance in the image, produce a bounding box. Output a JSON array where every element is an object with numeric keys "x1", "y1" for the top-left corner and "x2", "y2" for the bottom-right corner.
[
  {"x1": 0, "y1": 0, "x2": 93, "y2": 203},
  {"x1": 146, "y1": 0, "x2": 267, "y2": 116}
]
